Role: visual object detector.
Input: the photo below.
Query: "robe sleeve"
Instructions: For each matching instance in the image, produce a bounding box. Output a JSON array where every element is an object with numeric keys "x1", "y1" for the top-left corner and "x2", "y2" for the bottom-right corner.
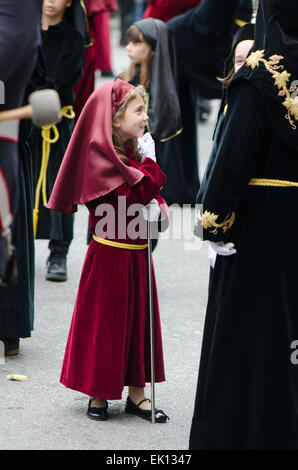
[
  {"x1": 195, "y1": 80, "x2": 267, "y2": 242},
  {"x1": 113, "y1": 157, "x2": 166, "y2": 207},
  {"x1": 113, "y1": 158, "x2": 169, "y2": 232}
]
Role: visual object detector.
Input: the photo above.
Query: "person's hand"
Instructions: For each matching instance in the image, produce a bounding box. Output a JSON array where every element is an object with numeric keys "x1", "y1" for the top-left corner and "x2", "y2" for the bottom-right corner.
[
  {"x1": 207, "y1": 241, "x2": 237, "y2": 256},
  {"x1": 142, "y1": 199, "x2": 160, "y2": 222},
  {"x1": 137, "y1": 132, "x2": 156, "y2": 162}
]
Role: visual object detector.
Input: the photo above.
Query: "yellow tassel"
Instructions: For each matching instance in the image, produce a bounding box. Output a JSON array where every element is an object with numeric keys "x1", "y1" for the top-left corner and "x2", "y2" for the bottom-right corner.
[
  {"x1": 33, "y1": 106, "x2": 75, "y2": 237},
  {"x1": 33, "y1": 208, "x2": 39, "y2": 238}
]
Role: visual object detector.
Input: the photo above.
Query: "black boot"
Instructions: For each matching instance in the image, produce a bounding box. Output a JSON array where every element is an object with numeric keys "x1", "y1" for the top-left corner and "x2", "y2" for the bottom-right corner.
[{"x1": 46, "y1": 255, "x2": 67, "y2": 282}]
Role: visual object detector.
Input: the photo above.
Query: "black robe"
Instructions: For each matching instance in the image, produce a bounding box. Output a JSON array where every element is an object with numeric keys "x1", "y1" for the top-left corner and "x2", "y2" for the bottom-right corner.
[
  {"x1": 190, "y1": 79, "x2": 298, "y2": 449},
  {"x1": 0, "y1": 121, "x2": 35, "y2": 339},
  {"x1": 28, "y1": 21, "x2": 85, "y2": 240},
  {"x1": 0, "y1": 0, "x2": 41, "y2": 337}
]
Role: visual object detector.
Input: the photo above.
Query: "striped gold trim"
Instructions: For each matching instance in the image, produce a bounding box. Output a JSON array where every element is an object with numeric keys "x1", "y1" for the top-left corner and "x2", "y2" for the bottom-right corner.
[
  {"x1": 145, "y1": 92, "x2": 183, "y2": 142},
  {"x1": 159, "y1": 127, "x2": 183, "y2": 142},
  {"x1": 93, "y1": 235, "x2": 148, "y2": 250},
  {"x1": 80, "y1": 0, "x2": 93, "y2": 47},
  {"x1": 248, "y1": 178, "x2": 298, "y2": 187}
]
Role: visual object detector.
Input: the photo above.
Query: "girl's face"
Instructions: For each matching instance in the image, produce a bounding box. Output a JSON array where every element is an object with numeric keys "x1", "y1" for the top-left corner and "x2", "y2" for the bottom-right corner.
[
  {"x1": 114, "y1": 94, "x2": 148, "y2": 143},
  {"x1": 126, "y1": 40, "x2": 151, "y2": 65},
  {"x1": 234, "y1": 39, "x2": 254, "y2": 73}
]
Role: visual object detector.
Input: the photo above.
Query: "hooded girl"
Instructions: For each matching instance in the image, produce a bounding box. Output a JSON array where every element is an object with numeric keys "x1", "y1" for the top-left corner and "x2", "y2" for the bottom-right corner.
[{"x1": 48, "y1": 79, "x2": 170, "y2": 422}]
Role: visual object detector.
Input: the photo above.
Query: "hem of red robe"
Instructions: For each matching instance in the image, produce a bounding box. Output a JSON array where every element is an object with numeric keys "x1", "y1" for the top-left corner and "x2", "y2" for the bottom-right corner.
[{"x1": 60, "y1": 377, "x2": 166, "y2": 400}]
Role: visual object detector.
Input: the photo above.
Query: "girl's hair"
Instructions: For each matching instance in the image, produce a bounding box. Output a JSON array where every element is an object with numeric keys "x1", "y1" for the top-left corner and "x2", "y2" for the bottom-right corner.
[
  {"x1": 119, "y1": 25, "x2": 154, "y2": 91},
  {"x1": 112, "y1": 84, "x2": 148, "y2": 164},
  {"x1": 218, "y1": 61, "x2": 235, "y2": 88}
]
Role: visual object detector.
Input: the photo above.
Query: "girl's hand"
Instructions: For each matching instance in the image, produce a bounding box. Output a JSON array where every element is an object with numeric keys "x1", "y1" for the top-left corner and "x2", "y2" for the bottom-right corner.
[
  {"x1": 137, "y1": 132, "x2": 156, "y2": 162},
  {"x1": 142, "y1": 199, "x2": 160, "y2": 222}
]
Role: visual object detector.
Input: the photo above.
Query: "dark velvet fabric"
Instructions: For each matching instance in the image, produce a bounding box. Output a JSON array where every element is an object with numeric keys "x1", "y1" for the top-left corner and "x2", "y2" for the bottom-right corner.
[
  {"x1": 190, "y1": 79, "x2": 298, "y2": 449},
  {"x1": 0, "y1": 134, "x2": 35, "y2": 338},
  {"x1": 0, "y1": 0, "x2": 42, "y2": 279}
]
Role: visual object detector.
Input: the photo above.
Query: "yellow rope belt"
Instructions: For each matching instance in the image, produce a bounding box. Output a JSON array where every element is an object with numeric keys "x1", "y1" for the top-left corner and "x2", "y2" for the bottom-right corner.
[
  {"x1": 33, "y1": 105, "x2": 75, "y2": 237},
  {"x1": 235, "y1": 18, "x2": 248, "y2": 27},
  {"x1": 93, "y1": 235, "x2": 148, "y2": 250},
  {"x1": 249, "y1": 178, "x2": 298, "y2": 187}
]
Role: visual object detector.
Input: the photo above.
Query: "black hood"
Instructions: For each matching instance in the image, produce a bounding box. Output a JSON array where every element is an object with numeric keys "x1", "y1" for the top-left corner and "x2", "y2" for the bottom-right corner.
[
  {"x1": 224, "y1": 22, "x2": 255, "y2": 77},
  {"x1": 232, "y1": 0, "x2": 298, "y2": 151},
  {"x1": 64, "y1": 0, "x2": 91, "y2": 46},
  {"x1": 134, "y1": 18, "x2": 182, "y2": 142}
]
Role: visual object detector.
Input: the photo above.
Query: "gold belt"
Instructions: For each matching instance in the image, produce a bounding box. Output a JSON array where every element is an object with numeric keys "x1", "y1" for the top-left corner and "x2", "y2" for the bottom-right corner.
[
  {"x1": 249, "y1": 178, "x2": 298, "y2": 187},
  {"x1": 93, "y1": 235, "x2": 148, "y2": 250}
]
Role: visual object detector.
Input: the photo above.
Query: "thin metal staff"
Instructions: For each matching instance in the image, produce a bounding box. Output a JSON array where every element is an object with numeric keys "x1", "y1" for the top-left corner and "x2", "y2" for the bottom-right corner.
[{"x1": 147, "y1": 219, "x2": 155, "y2": 423}]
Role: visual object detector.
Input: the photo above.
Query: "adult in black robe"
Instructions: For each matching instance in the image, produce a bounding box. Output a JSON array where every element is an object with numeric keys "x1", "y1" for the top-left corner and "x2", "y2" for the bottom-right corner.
[
  {"x1": 159, "y1": 0, "x2": 252, "y2": 205},
  {"x1": 0, "y1": 1, "x2": 87, "y2": 355},
  {"x1": 0, "y1": 0, "x2": 42, "y2": 283},
  {"x1": 28, "y1": 4, "x2": 85, "y2": 281},
  {"x1": 0, "y1": 0, "x2": 42, "y2": 354},
  {"x1": 190, "y1": 0, "x2": 298, "y2": 449}
]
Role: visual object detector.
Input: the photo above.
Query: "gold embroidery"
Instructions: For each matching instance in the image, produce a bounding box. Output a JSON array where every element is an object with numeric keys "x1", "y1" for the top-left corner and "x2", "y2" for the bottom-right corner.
[
  {"x1": 197, "y1": 210, "x2": 235, "y2": 235},
  {"x1": 246, "y1": 50, "x2": 298, "y2": 129}
]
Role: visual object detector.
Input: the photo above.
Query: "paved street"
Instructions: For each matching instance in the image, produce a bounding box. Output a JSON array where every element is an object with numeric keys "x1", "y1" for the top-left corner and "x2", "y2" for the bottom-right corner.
[{"x1": 0, "y1": 15, "x2": 220, "y2": 450}]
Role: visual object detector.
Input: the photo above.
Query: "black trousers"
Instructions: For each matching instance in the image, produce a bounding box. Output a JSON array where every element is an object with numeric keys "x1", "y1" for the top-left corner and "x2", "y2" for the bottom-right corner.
[{"x1": 48, "y1": 239, "x2": 71, "y2": 258}]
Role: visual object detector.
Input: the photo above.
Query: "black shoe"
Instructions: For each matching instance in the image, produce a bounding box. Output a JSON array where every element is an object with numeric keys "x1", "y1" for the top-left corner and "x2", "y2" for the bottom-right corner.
[
  {"x1": 125, "y1": 396, "x2": 169, "y2": 423},
  {"x1": 87, "y1": 398, "x2": 108, "y2": 421},
  {"x1": 46, "y1": 255, "x2": 67, "y2": 282},
  {"x1": 0, "y1": 337, "x2": 20, "y2": 356}
]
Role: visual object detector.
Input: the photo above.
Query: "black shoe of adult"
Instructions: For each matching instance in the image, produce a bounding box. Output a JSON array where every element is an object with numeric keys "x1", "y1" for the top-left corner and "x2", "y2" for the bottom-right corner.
[
  {"x1": 0, "y1": 337, "x2": 20, "y2": 356},
  {"x1": 87, "y1": 398, "x2": 108, "y2": 421},
  {"x1": 125, "y1": 396, "x2": 169, "y2": 423},
  {"x1": 46, "y1": 255, "x2": 67, "y2": 282}
]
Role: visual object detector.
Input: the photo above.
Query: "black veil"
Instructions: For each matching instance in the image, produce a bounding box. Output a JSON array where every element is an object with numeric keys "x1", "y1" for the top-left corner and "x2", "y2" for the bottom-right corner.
[{"x1": 134, "y1": 18, "x2": 182, "y2": 142}]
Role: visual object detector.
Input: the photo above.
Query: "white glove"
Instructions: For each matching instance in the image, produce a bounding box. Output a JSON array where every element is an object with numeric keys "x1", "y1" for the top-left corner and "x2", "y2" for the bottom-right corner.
[
  {"x1": 207, "y1": 243, "x2": 217, "y2": 268},
  {"x1": 137, "y1": 132, "x2": 156, "y2": 162},
  {"x1": 207, "y1": 241, "x2": 237, "y2": 256},
  {"x1": 142, "y1": 198, "x2": 160, "y2": 222}
]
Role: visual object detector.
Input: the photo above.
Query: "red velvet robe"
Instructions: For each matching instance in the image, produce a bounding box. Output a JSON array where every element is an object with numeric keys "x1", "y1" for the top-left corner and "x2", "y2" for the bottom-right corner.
[
  {"x1": 143, "y1": 0, "x2": 202, "y2": 22},
  {"x1": 60, "y1": 153, "x2": 168, "y2": 399}
]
